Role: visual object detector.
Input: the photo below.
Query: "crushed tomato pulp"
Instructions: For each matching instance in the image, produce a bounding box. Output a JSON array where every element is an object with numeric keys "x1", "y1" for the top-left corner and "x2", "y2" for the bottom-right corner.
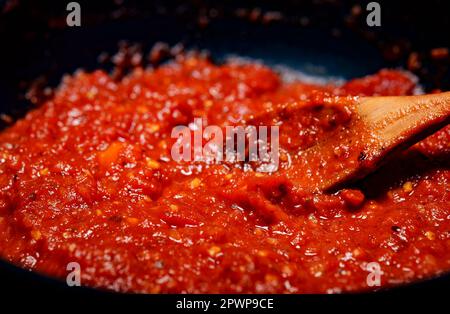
[{"x1": 0, "y1": 56, "x2": 449, "y2": 293}]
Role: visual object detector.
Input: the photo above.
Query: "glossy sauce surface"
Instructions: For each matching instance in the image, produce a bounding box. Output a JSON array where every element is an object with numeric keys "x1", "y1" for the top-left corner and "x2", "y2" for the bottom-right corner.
[{"x1": 0, "y1": 57, "x2": 448, "y2": 293}]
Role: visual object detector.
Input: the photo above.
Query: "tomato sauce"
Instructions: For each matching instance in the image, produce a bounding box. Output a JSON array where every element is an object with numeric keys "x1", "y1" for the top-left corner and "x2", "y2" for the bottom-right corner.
[{"x1": 0, "y1": 56, "x2": 448, "y2": 293}]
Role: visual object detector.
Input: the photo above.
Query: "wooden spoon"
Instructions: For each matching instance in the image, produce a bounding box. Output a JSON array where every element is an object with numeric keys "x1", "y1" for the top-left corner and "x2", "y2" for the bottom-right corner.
[{"x1": 302, "y1": 92, "x2": 450, "y2": 191}]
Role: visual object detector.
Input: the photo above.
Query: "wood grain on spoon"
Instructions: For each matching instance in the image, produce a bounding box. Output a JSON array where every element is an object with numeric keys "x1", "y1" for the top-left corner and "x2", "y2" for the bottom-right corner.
[{"x1": 305, "y1": 92, "x2": 450, "y2": 191}]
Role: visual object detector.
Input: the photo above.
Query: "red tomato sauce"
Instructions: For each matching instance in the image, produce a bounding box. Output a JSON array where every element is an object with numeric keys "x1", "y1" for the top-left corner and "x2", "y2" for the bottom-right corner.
[{"x1": 0, "y1": 56, "x2": 448, "y2": 293}]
